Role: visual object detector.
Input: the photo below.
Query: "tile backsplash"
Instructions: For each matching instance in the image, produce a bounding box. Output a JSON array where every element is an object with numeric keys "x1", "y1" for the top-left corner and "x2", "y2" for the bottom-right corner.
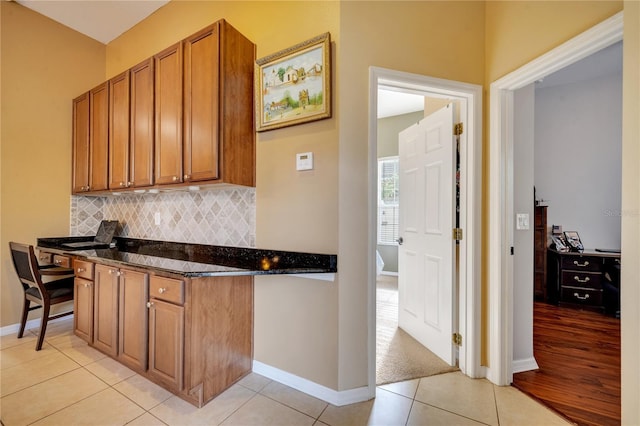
[{"x1": 70, "y1": 188, "x2": 256, "y2": 247}]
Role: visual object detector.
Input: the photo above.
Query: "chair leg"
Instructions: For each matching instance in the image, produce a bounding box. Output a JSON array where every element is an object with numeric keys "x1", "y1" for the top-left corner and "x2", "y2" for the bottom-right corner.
[
  {"x1": 36, "y1": 304, "x2": 50, "y2": 351},
  {"x1": 18, "y1": 297, "x2": 30, "y2": 338}
]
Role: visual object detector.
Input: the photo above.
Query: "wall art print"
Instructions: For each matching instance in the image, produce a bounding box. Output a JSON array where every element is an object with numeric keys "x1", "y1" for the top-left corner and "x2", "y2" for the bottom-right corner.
[{"x1": 255, "y1": 32, "x2": 331, "y2": 132}]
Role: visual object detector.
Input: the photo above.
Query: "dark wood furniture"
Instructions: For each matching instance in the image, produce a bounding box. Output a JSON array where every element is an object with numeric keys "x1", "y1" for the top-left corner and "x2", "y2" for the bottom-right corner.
[
  {"x1": 9, "y1": 242, "x2": 75, "y2": 350},
  {"x1": 533, "y1": 205, "x2": 547, "y2": 300},
  {"x1": 547, "y1": 248, "x2": 621, "y2": 313}
]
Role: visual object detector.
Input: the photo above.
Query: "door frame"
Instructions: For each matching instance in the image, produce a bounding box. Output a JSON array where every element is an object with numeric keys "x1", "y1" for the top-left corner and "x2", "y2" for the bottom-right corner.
[
  {"x1": 487, "y1": 11, "x2": 623, "y2": 385},
  {"x1": 368, "y1": 67, "x2": 483, "y2": 394}
]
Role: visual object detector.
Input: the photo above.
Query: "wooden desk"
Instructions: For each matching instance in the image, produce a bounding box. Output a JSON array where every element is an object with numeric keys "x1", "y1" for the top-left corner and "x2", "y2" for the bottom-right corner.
[{"x1": 547, "y1": 248, "x2": 621, "y2": 313}]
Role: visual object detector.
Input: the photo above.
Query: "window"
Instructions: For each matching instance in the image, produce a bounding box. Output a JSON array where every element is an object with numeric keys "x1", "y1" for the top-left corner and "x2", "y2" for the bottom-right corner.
[{"x1": 378, "y1": 157, "x2": 399, "y2": 245}]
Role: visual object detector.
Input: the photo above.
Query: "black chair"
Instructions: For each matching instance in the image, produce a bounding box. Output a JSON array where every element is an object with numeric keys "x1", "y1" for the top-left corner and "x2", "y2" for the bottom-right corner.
[{"x1": 9, "y1": 242, "x2": 75, "y2": 350}]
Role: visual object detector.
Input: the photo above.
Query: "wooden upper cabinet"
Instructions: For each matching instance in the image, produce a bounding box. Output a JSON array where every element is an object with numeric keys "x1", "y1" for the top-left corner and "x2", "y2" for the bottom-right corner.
[
  {"x1": 155, "y1": 43, "x2": 183, "y2": 185},
  {"x1": 130, "y1": 58, "x2": 155, "y2": 188},
  {"x1": 72, "y1": 92, "x2": 90, "y2": 193},
  {"x1": 183, "y1": 24, "x2": 220, "y2": 183},
  {"x1": 109, "y1": 71, "x2": 130, "y2": 190},
  {"x1": 90, "y1": 82, "x2": 109, "y2": 192},
  {"x1": 183, "y1": 21, "x2": 255, "y2": 186}
]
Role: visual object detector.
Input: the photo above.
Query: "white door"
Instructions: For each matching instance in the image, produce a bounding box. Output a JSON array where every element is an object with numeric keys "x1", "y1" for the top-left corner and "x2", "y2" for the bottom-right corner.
[{"x1": 397, "y1": 103, "x2": 456, "y2": 366}]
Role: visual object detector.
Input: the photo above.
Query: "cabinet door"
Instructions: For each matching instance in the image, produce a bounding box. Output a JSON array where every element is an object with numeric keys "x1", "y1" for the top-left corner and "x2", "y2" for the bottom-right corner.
[
  {"x1": 93, "y1": 264, "x2": 119, "y2": 357},
  {"x1": 109, "y1": 71, "x2": 131, "y2": 190},
  {"x1": 118, "y1": 269, "x2": 149, "y2": 371},
  {"x1": 148, "y1": 298, "x2": 184, "y2": 391},
  {"x1": 74, "y1": 277, "x2": 93, "y2": 343},
  {"x1": 72, "y1": 92, "x2": 90, "y2": 193},
  {"x1": 154, "y1": 43, "x2": 183, "y2": 185},
  {"x1": 183, "y1": 24, "x2": 220, "y2": 183},
  {"x1": 90, "y1": 82, "x2": 110, "y2": 192},
  {"x1": 130, "y1": 58, "x2": 155, "y2": 188}
]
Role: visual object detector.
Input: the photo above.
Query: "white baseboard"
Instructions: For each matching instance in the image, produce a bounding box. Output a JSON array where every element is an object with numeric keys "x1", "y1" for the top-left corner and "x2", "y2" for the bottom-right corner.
[
  {"x1": 512, "y1": 357, "x2": 539, "y2": 374},
  {"x1": 0, "y1": 315, "x2": 74, "y2": 337},
  {"x1": 380, "y1": 271, "x2": 398, "y2": 276},
  {"x1": 252, "y1": 360, "x2": 373, "y2": 406}
]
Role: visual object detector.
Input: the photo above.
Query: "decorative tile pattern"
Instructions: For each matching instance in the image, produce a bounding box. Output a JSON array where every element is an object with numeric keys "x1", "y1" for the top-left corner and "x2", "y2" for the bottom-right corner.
[{"x1": 70, "y1": 188, "x2": 255, "y2": 247}]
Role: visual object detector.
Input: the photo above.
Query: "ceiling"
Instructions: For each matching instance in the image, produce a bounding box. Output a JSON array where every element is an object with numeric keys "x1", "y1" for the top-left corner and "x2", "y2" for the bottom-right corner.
[
  {"x1": 15, "y1": 1, "x2": 622, "y2": 118},
  {"x1": 15, "y1": 0, "x2": 169, "y2": 44}
]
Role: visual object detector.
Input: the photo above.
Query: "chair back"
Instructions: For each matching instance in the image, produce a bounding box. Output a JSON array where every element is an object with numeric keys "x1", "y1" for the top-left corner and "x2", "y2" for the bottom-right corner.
[{"x1": 9, "y1": 242, "x2": 45, "y2": 300}]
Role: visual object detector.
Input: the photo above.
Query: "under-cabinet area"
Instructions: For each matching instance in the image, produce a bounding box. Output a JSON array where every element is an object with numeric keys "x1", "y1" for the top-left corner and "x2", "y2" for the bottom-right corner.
[{"x1": 72, "y1": 19, "x2": 256, "y2": 196}]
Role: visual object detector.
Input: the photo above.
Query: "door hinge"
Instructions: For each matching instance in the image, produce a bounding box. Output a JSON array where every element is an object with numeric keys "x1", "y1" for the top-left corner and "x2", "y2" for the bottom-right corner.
[
  {"x1": 453, "y1": 122, "x2": 463, "y2": 136},
  {"x1": 452, "y1": 332, "x2": 462, "y2": 346},
  {"x1": 453, "y1": 228, "x2": 463, "y2": 241}
]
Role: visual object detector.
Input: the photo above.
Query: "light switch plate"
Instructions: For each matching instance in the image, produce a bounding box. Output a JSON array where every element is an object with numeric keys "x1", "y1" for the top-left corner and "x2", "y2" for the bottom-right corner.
[
  {"x1": 516, "y1": 213, "x2": 530, "y2": 230},
  {"x1": 296, "y1": 152, "x2": 314, "y2": 171}
]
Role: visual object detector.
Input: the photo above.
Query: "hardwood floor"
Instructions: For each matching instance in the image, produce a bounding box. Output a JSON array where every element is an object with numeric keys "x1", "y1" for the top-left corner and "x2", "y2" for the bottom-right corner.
[{"x1": 513, "y1": 302, "x2": 621, "y2": 426}]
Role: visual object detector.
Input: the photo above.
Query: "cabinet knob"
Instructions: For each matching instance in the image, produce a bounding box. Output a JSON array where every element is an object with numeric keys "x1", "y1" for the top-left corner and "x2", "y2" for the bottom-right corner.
[
  {"x1": 119, "y1": 182, "x2": 125, "y2": 187},
  {"x1": 108, "y1": 269, "x2": 120, "y2": 276},
  {"x1": 184, "y1": 174, "x2": 191, "y2": 180},
  {"x1": 146, "y1": 301, "x2": 154, "y2": 308},
  {"x1": 172, "y1": 176, "x2": 179, "y2": 182},
  {"x1": 158, "y1": 287, "x2": 167, "y2": 294},
  {"x1": 54, "y1": 260, "x2": 62, "y2": 265},
  {"x1": 127, "y1": 182, "x2": 132, "y2": 187},
  {"x1": 84, "y1": 282, "x2": 91, "y2": 288},
  {"x1": 77, "y1": 268, "x2": 85, "y2": 273}
]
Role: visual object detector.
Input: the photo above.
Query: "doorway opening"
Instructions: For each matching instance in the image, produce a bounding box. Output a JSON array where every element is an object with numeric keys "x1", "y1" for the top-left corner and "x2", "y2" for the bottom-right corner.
[
  {"x1": 367, "y1": 67, "x2": 483, "y2": 395},
  {"x1": 487, "y1": 11, "x2": 623, "y2": 386}
]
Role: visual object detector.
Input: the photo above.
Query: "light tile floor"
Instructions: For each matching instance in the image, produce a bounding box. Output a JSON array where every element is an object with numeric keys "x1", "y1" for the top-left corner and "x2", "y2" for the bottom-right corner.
[{"x1": 1, "y1": 318, "x2": 571, "y2": 426}]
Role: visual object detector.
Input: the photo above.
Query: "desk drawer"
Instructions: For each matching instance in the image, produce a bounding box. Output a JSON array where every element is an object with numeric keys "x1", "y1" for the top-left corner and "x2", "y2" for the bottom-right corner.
[
  {"x1": 53, "y1": 254, "x2": 71, "y2": 268},
  {"x1": 560, "y1": 256, "x2": 602, "y2": 272},
  {"x1": 150, "y1": 276, "x2": 184, "y2": 305},
  {"x1": 560, "y1": 286, "x2": 603, "y2": 307},
  {"x1": 561, "y1": 271, "x2": 602, "y2": 289},
  {"x1": 73, "y1": 259, "x2": 94, "y2": 280}
]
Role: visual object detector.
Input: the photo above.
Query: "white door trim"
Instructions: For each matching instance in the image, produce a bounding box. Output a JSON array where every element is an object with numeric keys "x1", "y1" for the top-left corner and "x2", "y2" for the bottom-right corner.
[
  {"x1": 487, "y1": 11, "x2": 623, "y2": 385},
  {"x1": 368, "y1": 67, "x2": 483, "y2": 397}
]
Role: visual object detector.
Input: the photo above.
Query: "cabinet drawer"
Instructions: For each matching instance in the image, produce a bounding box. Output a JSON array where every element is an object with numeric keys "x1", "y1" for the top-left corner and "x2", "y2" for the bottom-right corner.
[
  {"x1": 37, "y1": 251, "x2": 53, "y2": 265},
  {"x1": 73, "y1": 259, "x2": 94, "y2": 280},
  {"x1": 53, "y1": 254, "x2": 71, "y2": 268},
  {"x1": 560, "y1": 271, "x2": 602, "y2": 289},
  {"x1": 560, "y1": 286, "x2": 603, "y2": 307},
  {"x1": 560, "y1": 256, "x2": 602, "y2": 272},
  {"x1": 150, "y1": 276, "x2": 184, "y2": 305}
]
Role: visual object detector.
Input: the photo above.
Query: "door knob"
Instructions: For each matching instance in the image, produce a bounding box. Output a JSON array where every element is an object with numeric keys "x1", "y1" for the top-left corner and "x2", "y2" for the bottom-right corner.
[{"x1": 396, "y1": 237, "x2": 404, "y2": 245}]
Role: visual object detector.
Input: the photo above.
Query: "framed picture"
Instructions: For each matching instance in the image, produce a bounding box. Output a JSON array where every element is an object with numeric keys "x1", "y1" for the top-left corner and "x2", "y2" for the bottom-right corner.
[
  {"x1": 255, "y1": 32, "x2": 331, "y2": 132},
  {"x1": 563, "y1": 231, "x2": 584, "y2": 252}
]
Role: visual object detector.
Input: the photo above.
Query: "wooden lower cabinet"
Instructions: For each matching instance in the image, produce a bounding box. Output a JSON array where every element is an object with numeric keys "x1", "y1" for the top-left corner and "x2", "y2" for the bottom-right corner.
[
  {"x1": 74, "y1": 260, "x2": 253, "y2": 408},
  {"x1": 148, "y1": 297, "x2": 184, "y2": 391},
  {"x1": 93, "y1": 264, "x2": 149, "y2": 370},
  {"x1": 118, "y1": 269, "x2": 149, "y2": 371},
  {"x1": 73, "y1": 259, "x2": 95, "y2": 343}
]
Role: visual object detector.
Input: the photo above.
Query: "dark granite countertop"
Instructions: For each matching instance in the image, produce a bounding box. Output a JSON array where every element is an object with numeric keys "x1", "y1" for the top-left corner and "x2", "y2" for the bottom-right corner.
[{"x1": 37, "y1": 236, "x2": 337, "y2": 278}]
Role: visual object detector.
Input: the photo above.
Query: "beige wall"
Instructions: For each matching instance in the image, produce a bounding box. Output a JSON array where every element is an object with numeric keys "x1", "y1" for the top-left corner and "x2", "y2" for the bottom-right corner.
[
  {"x1": 0, "y1": 2, "x2": 105, "y2": 326},
  {"x1": 621, "y1": 2, "x2": 640, "y2": 423}
]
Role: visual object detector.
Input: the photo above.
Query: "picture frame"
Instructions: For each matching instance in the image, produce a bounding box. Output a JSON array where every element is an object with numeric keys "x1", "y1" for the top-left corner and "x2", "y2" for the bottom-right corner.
[
  {"x1": 255, "y1": 32, "x2": 331, "y2": 132},
  {"x1": 563, "y1": 231, "x2": 584, "y2": 252}
]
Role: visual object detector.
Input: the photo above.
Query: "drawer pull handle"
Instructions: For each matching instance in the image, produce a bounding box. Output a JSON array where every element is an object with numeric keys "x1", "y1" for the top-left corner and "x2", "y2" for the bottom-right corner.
[
  {"x1": 146, "y1": 302, "x2": 154, "y2": 308},
  {"x1": 573, "y1": 276, "x2": 591, "y2": 283},
  {"x1": 573, "y1": 292, "x2": 590, "y2": 300},
  {"x1": 158, "y1": 288, "x2": 167, "y2": 294},
  {"x1": 77, "y1": 268, "x2": 85, "y2": 273},
  {"x1": 573, "y1": 260, "x2": 590, "y2": 267},
  {"x1": 54, "y1": 260, "x2": 62, "y2": 265}
]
